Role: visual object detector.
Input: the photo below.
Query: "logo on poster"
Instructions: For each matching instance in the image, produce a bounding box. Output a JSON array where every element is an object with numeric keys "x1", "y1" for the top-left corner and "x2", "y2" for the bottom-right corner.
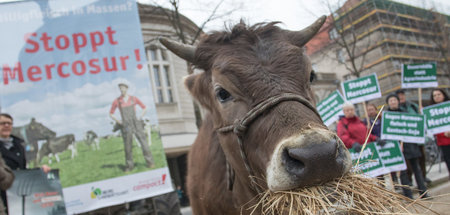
[
  {"x1": 133, "y1": 174, "x2": 167, "y2": 191},
  {"x1": 90, "y1": 187, "x2": 128, "y2": 199}
]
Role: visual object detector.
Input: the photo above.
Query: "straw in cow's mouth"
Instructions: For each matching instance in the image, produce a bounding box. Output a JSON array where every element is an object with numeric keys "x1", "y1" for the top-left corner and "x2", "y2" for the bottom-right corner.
[{"x1": 247, "y1": 173, "x2": 437, "y2": 215}]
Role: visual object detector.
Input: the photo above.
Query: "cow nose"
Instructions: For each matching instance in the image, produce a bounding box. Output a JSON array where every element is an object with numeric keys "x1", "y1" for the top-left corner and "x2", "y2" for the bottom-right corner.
[
  {"x1": 281, "y1": 138, "x2": 346, "y2": 186},
  {"x1": 267, "y1": 129, "x2": 351, "y2": 191}
]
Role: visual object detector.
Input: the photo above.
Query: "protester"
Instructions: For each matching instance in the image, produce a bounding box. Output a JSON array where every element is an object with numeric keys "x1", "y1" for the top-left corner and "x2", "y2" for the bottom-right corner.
[
  {"x1": 386, "y1": 94, "x2": 428, "y2": 198},
  {"x1": 430, "y1": 88, "x2": 450, "y2": 180},
  {"x1": 363, "y1": 103, "x2": 381, "y2": 138},
  {"x1": 396, "y1": 89, "x2": 419, "y2": 113},
  {"x1": 337, "y1": 102, "x2": 378, "y2": 152},
  {"x1": 0, "y1": 113, "x2": 51, "y2": 214},
  {"x1": 396, "y1": 89, "x2": 430, "y2": 184}
]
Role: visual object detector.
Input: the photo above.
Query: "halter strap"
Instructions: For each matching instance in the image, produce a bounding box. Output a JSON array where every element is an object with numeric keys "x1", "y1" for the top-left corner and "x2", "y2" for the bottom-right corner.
[{"x1": 216, "y1": 93, "x2": 322, "y2": 193}]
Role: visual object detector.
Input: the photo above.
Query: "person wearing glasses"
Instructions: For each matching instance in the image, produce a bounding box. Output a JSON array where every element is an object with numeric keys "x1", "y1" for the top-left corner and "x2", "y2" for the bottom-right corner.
[{"x1": 0, "y1": 113, "x2": 50, "y2": 214}]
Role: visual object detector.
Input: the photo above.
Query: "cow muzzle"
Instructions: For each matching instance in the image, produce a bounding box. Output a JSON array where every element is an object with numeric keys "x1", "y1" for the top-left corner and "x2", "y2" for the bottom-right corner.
[{"x1": 267, "y1": 128, "x2": 351, "y2": 191}]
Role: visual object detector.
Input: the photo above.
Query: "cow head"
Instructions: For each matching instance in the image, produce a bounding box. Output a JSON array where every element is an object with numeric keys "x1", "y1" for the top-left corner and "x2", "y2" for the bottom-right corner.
[
  {"x1": 28, "y1": 118, "x2": 56, "y2": 140},
  {"x1": 160, "y1": 16, "x2": 351, "y2": 194}
]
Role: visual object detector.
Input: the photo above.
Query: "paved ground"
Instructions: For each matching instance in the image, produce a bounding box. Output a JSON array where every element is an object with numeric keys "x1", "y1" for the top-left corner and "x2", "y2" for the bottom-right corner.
[
  {"x1": 424, "y1": 181, "x2": 450, "y2": 214},
  {"x1": 180, "y1": 162, "x2": 449, "y2": 215}
]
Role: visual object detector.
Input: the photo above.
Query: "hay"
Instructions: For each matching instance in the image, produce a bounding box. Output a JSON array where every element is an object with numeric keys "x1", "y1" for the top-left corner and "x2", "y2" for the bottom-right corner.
[
  {"x1": 246, "y1": 105, "x2": 443, "y2": 214},
  {"x1": 248, "y1": 173, "x2": 436, "y2": 215}
]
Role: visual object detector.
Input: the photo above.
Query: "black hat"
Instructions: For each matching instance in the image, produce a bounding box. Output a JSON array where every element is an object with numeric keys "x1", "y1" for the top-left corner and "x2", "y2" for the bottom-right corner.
[
  {"x1": 386, "y1": 93, "x2": 399, "y2": 103},
  {"x1": 395, "y1": 89, "x2": 405, "y2": 95},
  {"x1": 118, "y1": 83, "x2": 128, "y2": 88}
]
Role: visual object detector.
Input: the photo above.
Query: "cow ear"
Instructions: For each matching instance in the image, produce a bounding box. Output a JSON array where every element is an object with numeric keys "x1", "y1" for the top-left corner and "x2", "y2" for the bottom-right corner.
[{"x1": 184, "y1": 73, "x2": 213, "y2": 111}]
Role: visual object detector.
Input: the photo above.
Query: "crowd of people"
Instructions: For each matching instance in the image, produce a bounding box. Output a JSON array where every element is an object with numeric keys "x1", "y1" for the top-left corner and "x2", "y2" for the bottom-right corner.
[{"x1": 337, "y1": 88, "x2": 450, "y2": 199}]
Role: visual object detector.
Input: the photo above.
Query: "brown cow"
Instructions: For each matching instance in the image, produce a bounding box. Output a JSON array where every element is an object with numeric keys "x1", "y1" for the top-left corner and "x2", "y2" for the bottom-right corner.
[{"x1": 160, "y1": 16, "x2": 352, "y2": 214}]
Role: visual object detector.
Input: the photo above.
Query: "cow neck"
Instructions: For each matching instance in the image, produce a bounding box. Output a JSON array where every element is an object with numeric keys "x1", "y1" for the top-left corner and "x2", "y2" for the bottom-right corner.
[{"x1": 217, "y1": 93, "x2": 322, "y2": 194}]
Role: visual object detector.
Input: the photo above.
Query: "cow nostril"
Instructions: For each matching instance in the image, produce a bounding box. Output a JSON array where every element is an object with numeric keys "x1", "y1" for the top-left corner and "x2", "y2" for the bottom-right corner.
[{"x1": 282, "y1": 148, "x2": 305, "y2": 177}]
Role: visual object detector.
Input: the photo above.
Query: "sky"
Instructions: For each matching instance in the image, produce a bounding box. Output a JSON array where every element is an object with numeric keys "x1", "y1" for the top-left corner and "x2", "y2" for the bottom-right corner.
[
  {"x1": 0, "y1": 0, "x2": 449, "y2": 31},
  {"x1": 143, "y1": 0, "x2": 450, "y2": 31}
]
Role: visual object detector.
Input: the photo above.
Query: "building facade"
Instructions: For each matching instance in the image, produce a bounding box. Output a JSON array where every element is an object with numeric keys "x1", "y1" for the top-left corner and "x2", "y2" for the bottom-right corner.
[
  {"x1": 138, "y1": 3, "x2": 199, "y2": 199},
  {"x1": 307, "y1": 0, "x2": 450, "y2": 108}
]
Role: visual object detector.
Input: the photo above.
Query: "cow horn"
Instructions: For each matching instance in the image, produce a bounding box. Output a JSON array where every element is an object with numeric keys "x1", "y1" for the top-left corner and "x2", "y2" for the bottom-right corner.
[
  {"x1": 159, "y1": 38, "x2": 196, "y2": 63},
  {"x1": 288, "y1": 15, "x2": 327, "y2": 47}
]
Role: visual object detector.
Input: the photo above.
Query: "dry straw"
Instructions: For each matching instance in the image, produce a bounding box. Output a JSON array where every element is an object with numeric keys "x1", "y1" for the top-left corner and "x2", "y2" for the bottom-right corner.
[
  {"x1": 248, "y1": 105, "x2": 439, "y2": 214},
  {"x1": 248, "y1": 173, "x2": 436, "y2": 215}
]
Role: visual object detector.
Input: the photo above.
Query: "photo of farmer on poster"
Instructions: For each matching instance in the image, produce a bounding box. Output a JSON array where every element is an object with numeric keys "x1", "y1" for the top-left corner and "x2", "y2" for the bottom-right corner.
[{"x1": 0, "y1": 0, "x2": 172, "y2": 213}]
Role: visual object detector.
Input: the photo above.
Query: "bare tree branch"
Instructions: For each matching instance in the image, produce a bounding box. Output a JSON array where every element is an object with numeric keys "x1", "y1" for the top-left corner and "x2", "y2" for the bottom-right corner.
[
  {"x1": 324, "y1": 0, "x2": 373, "y2": 78},
  {"x1": 144, "y1": 0, "x2": 242, "y2": 128}
]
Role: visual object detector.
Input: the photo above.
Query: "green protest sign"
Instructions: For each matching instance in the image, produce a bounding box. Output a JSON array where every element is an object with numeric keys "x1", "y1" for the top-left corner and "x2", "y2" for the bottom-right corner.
[
  {"x1": 401, "y1": 62, "x2": 437, "y2": 88},
  {"x1": 381, "y1": 112, "x2": 425, "y2": 144},
  {"x1": 341, "y1": 74, "x2": 381, "y2": 103},
  {"x1": 422, "y1": 101, "x2": 450, "y2": 135},
  {"x1": 349, "y1": 143, "x2": 388, "y2": 177},
  {"x1": 376, "y1": 140, "x2": 406, "y2": 172},
  {"x1": 317, "y1": 91, "x2": 345, "y2": 126}
]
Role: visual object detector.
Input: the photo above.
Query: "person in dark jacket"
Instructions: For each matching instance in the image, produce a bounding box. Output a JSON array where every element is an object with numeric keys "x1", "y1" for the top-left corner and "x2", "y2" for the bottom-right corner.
[
  {"x1": 430, "y1": 88, "x2": 450, "y2": 180},
  {"x1": 386, "y1": 94, "x2": 428, "y2": 199},
  {"x1": 396, "y1": 89, "x2": 429, "y2": 184},
  {"x1": 0, "y1": 113, "x2": 51, "y2": 214},
  {"x1": 337, "y1": 102, "x2": 377, "y2": 151}
]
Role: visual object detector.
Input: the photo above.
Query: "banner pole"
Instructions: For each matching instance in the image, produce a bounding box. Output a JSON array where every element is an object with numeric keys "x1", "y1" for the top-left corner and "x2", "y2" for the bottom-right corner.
[
  {"x1": 418, "y1": 88, "x2": 423, "y2": 113},
  {"x1": 362, "y1": 101, "x2": 370, "y2": 129}
]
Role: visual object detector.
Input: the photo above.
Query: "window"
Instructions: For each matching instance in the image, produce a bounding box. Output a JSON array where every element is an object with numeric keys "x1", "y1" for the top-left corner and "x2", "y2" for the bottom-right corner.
[
  {"x1": 163, "y1": 66, "x2": 173, "y2": 103},
  {"x1": 392, "y1": 60, "x2": 402, "y2": 70},
  {"x1": 147, "y1": 47, "x2": 175, "y2": 104},
  {"x1": 336, "y1": 49, "x2": 345, "y2": 63},
  {"x1": 311, "y1": 63, "x2": 317, "y2": 72},
  {"x1": 153, "y1": 66, "x2": 164, "y2": 103},
  {"x1": 329, "y1": 28, "x2": 339, "y2": 40},
  {"x1": 149, "y1": 48, "x2": 157, "y2": 61}
]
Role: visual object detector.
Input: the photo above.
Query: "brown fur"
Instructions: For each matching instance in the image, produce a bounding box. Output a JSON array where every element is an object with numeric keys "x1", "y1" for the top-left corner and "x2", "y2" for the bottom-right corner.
[{"x1": 183, "y1": 21, "x2": 344, "y2": 214}]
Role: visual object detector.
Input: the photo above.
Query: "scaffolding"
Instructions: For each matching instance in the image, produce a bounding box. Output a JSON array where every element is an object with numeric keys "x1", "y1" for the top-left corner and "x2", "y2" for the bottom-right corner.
[{"x1": 327, "y1": 0, "x2": 450, "y2": 102}]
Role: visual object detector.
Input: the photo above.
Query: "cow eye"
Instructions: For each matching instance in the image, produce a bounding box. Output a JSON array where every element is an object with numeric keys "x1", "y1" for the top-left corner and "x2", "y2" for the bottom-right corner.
[{"x1": 215, "y1": 87, "x2": 233, "y2": 103}]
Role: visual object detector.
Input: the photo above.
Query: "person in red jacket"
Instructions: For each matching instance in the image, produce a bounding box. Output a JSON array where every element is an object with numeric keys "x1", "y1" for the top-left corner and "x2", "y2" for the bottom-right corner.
[
  {"x1": 337, "y1": 102, "x2": 377, "y2": 151},
  {"x1": 430, "y1": 88, "x2": 450, "y2": 180}
]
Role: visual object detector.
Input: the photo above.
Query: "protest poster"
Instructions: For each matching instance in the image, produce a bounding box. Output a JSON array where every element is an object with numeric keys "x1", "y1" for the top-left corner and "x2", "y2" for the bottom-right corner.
[
  {"x1": 317, "y1": 90, "x2": 345, "y2": 126},
  {"x1": 376, "y1": 140, "x2": 406, "y2": 172},
  {"x1": 7, "y1": 169, "x2": 67, "y2": 215},
  {"x1": 341, "y1": 73, "x2": 382, "y2": 104},
  {"x1": 349, "y1": 143, "x2": 389, "y2": 177},
  {"x1": 0, "y1": 0, "x2": 172, "y2": 213},
  {"x1": 401, "y1": 62, "x2": 438, "y2": 88},
  {"x1": 422, "y1": 101, "x2": 450, "y2": 135},
  {"x1": 381, "y1": 112, "x2": 425, "y2": 144}
]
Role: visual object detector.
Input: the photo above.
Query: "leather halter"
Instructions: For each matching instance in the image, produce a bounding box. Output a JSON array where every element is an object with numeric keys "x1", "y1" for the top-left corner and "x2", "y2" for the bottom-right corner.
[{"x1": 216, "y1": 93, "x2": 323, "y2": 193}]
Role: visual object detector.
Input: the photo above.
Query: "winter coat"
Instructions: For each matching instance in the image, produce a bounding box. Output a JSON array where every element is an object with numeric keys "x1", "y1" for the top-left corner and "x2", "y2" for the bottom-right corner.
[
  {"x1": 337, "y1": 116, "x2": 377, "y2": 149},
  {"x1": 400, "y1": 101, "x2": 419, "y2": 114},
  {"x1": 0, "y1": 135, "x2": 26, "y2": 171},
  {"x1": 435, "y1": 132, "x2": 450, "y2": 147},
  {"x1": 363, "y1": 117, "x2": 381, "y2": 138},
  {"x1": 0, "y1": 153, "x2": 14, "y2": 215}
]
